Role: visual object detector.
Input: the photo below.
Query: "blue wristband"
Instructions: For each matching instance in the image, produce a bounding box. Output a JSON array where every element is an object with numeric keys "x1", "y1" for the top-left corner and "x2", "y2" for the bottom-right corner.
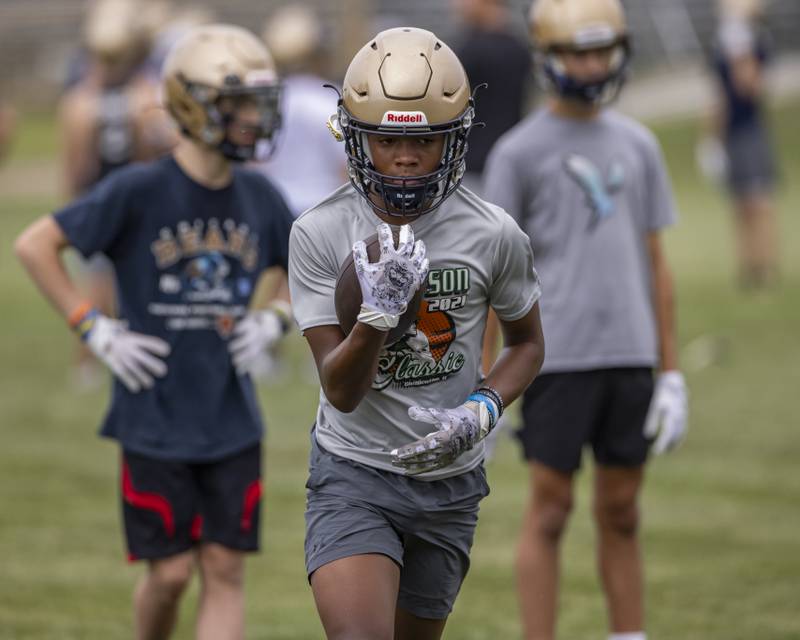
[
  {"x1": 468, "y1": 392, "x2": 498, "y2": 427},
  {"x1": 73, "y1": 307, "x2": 100, "y2": 342}
]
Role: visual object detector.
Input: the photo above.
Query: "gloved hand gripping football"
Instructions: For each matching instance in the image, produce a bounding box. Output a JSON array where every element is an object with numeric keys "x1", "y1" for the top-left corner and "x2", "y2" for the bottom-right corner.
[{"x1": 353, "y1": 223, "x2": 428, "y2": 332}]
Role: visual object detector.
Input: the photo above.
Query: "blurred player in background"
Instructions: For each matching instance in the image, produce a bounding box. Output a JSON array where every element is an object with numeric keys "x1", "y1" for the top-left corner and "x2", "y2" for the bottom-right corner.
[
  {"x1": 253, "y1": 3, "x2": 348, "y2": 382},
  {"x1": 451, "y1": 0, "x2": 534, "y2": 417},
  {"x1": 288, "y1": 27, "x2": 544, "y2": 640},
  {"x1": 711, "y1": 0, "x2": 779, "y2": 289},
  {"x1": 260, "y1": 3, "x2": 347, "y2": 218},
  {"x1": 59, "y1": 0, "x2": 177, "y2": 387},
  {"x1": 484, "y1": 1, "x2": 688, "y2": 639},
  {"x1": 451, "y1": 0, "x2": 532, "y2": 195},
  {"x1": 16, "y1": 25, "x2": 293, "y2": 639},
  {"x1": 145, "y1": 4, "x2": 217, "y2": 77}
]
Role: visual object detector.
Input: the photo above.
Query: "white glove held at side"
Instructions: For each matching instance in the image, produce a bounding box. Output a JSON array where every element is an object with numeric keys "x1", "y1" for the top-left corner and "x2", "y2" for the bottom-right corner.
[
  {"x1": 644, "y1": 370, "x2": 689, "y2": 455},
  {"x1": 353, "y1": 223, "x2": 428, "y2": 330},
  {"x1": 229, "y1": 308, "x2": 286, "y2": 376},
  {"x1": 391, "y1": 399, "x2": 494, "y2": 475},
  {"x1": 85, "y1": 315, "x2": 170, "y2": 393}
]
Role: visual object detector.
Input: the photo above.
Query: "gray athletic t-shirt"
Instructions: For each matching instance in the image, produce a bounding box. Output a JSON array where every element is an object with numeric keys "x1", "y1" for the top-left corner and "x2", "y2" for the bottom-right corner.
[
  {"x1": 289, "y1": 184, "x2": 541, "y2": 480},
  {"x1": 484, "y1": 108, "x2": 676, "y2": 373}
]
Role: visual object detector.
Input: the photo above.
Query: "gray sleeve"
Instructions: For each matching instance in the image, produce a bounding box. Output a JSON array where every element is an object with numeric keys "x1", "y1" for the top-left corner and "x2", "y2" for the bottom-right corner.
[
  {"x1": 644, "y1": 133, "x2": 678, "y2": 231},
  {"x1": 483, "y1": 144, "x2": 525, "y2": 225},
  {"x1": 489, "y1": 213, "x2": 542, "y2": 321},
  {"x1": 288, "y1": 221, "x2": 339, "y2": 332}
]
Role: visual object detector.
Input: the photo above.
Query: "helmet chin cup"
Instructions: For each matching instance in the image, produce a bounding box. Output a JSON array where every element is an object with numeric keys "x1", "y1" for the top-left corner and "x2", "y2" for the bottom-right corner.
[{"x1": 372, "y1": 177, "x2": 441, "y2": 217}]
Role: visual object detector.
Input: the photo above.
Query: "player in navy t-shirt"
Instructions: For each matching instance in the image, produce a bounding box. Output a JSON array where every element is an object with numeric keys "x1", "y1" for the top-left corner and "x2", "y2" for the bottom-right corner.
[{"x1": 15, "y1": 25, "x2": 293, "y2": 639}]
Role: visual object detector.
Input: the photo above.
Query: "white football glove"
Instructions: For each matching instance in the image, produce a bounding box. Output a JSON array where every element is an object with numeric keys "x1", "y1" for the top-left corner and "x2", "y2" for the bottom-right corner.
[
  {"x1": 392, "y1": 397, "x2": 497, "y2": 475},
  {"x1": 229, "y1": 306, "x2": 289, "y2": 376},
  {"x1": 84, "y1": 314, "x2": 170, "y2": 393},
  {"x1": 353, "y1": 223, "x2": 428, "y2": 332},
  {"x1": 644, "y1": 370, "x2": 689, "y2": 455},
  {"x1": 695, "y1": 136, "x2": 728, "y2": 184}
]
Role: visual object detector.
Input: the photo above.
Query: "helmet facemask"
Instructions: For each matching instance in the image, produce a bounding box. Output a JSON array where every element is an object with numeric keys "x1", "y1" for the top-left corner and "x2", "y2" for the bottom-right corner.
[
  {"x1": 175, "y1": 73, "x2": 282, "y2": 162},
  {"x1": 337, "y1": 101, "x2": 475, "y2": 219},
  {"x1": 538, "y1": 36, "x2": 631, "y2": 105}
]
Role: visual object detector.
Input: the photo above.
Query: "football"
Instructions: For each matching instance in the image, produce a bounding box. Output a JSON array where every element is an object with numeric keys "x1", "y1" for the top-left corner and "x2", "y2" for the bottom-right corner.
[{"x1": 334, "y1": 232, "x2": 427, "y2": 345}]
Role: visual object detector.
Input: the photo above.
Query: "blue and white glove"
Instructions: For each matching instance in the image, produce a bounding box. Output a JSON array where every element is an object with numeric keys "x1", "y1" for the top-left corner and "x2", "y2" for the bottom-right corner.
[
  {"x1": 391, "y1": 393, "x2": 499, "y2": 475},
  {"x1": 229, "y1": 302, "x2": 292, "y2": 376},
  {"x1": 353, "y1": 223, "x2": 428, "y2": 332},
  {"x1": 76, "y1": 309, "x2": 170, "y2": 393},
  {"x1": 644, "y1": 370, "x2": 689, "y2": 455}
]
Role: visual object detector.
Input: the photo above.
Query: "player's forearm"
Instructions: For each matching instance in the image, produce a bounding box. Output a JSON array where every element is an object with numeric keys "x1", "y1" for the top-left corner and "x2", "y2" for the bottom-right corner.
[
  {"x1": 484, "y1": 340, "x2": 544, "y2": 410},
  {"x1": 649, "y1": 235, "x2": 679, "y2": 372},
  {"x1": 481, "y1": 309, "x2": 501, "y2": 375},
  {"x1": 653, "y1": 263, "x2": 678, "y2": 371},
  {"x1": 483, "y1": 304, "x2": 545, "y2": 409},
  {"x1": 14, "y1": 216, "x2": 84, "y2": 320},
  {"x1": 320, "y1": 323, "x2": 387, "y2": 412}
]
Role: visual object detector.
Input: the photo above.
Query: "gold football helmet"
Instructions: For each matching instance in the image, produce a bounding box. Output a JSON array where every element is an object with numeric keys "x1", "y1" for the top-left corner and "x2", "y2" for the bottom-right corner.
[
  {"x1": 719, "y1": 0, "x2": 764, "y2": 19},
  {"x1": 262, "y1": 4, "x2": 322, "y2": 71},
  {"x1": 162, "y1": 24, "x2": 281, "y2": 161},
  {"x1": 84, "y1": 0, "x2": 152, "y2": 74},
  {"x1": 334, "y1": 27, "x2": 476, "y2": 218},
  {"x1": 529, "y1": 0, "x2": 631, "y2": 104}
]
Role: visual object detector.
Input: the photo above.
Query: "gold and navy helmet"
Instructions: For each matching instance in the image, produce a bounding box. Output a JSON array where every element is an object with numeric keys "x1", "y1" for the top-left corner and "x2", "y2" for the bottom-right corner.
[
  {"x1": 334, "y1": 27, "x2": 476, "y2": 219},
  {"x1": 529, "y1": 0, "x2": 631, "y2": 105},
  {"x1": 162, "y1": 24, "x2": 282, "y2": 161}
]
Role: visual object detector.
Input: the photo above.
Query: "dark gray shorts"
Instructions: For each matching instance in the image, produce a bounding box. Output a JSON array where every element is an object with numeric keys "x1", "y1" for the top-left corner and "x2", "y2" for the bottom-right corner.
[
  {"x1": 725, "y1": 122, "x2": 777, "y2": 196},
  {"x1": 304, "y1": 431, "x2": 490, "y2": 619},
  {"x1": 518, "y1": 368, "x2": 654, "y2": 473}
]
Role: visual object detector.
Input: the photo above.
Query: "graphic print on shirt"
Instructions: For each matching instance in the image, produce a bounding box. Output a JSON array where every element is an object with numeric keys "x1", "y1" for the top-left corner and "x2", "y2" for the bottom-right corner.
[
  {"x1": 563, "y1": 154, "x2": 625, "y2": 229},
  {"x1": 373, "y1": 267, "x2": 469, "y2": 390},
  {"x1": 148, "y1": 218, "x2": 260, "y2": 337}
]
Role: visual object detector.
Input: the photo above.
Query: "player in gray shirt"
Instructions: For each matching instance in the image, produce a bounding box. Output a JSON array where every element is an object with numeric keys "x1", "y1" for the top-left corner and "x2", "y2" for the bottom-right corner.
[
  {"x1": 288, "y1": 28, "x2": 544, "y2": 639},
  {"x1": 483, "y1": 2, "x2": 688, "y2": 640}
]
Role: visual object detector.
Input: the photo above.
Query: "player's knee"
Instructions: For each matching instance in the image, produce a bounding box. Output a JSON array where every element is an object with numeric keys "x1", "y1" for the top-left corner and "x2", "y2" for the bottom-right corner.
[
  {"x1": 149, "y1": 557, "x2": 194, "y2": 599},
  {"x1": 532, "y1": 495, "x2": 573, "y2": 542},
  {"x1": 200, "y1": 547, "x2": 245, "y2": 589},
  {"x1": 594, "y1": 495, "x2": 640, "y2": 537}
]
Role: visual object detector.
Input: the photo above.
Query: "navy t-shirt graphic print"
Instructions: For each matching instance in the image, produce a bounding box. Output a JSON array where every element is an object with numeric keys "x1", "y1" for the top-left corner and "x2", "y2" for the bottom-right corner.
[{"x1": 55, "y1": 156, "x2": 293, "y2": 462}]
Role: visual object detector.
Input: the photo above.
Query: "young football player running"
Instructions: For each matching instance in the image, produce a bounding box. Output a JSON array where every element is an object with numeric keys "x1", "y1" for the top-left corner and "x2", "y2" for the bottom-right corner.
[
  {"x1": 15, "y1": 25, "x2": 293, "y2": 640},
  {"x1": 288, "y1": 27, "x2": 545, "y2": 640},
  {"x1": 483, "y1": 2, "x2": 688, "y2": 639}
]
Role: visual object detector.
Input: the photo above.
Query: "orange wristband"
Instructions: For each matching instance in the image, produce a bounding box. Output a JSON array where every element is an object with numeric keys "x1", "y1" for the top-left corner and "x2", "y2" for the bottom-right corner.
[{"x1": 67, "y1": 301, "x2": 94, "y2": 329}]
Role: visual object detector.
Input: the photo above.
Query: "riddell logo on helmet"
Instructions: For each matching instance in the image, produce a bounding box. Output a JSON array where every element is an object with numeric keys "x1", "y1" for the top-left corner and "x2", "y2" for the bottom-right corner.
[
  {"x1": 381, "y1": 111, "x2": 429, "y2": 126},
  {"x1": 245, "y1": 70, "x2": 278, "y2": 87}
]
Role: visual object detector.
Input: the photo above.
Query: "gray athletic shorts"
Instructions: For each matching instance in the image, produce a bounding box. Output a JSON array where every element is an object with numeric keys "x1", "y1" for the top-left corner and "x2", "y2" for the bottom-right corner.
[
  {"x1": 725, "y1": 122, "x2": 777, "y2": 196},
  {"x1": 304, "y1": 430, "x2": 490, "y2": 619}
]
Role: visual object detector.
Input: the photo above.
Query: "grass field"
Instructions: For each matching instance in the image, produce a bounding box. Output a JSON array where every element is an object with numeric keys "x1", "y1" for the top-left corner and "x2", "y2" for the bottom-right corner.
[{"x1": 1, "y1": 101, "x2": 799, "y2": 639}]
